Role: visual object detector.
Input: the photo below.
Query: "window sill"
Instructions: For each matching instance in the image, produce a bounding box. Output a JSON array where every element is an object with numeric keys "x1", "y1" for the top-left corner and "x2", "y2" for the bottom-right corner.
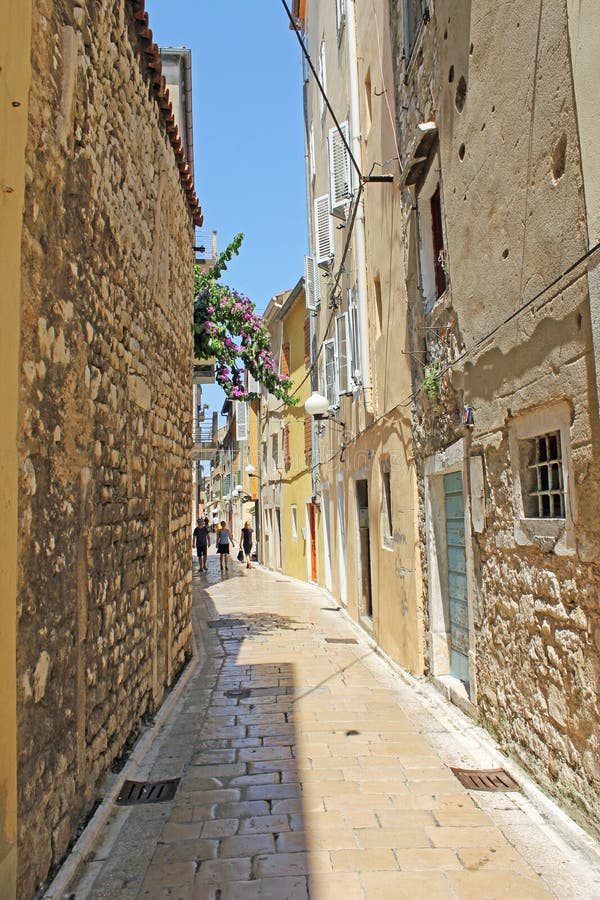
[{"x1": 515, "y1": 517, "x2": 574, "y2": 555}]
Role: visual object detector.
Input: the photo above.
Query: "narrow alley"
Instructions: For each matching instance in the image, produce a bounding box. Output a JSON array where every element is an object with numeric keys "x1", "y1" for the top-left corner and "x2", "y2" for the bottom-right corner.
[{"x1": 47, "y1": 552, "x2": 600, "y2": 900}]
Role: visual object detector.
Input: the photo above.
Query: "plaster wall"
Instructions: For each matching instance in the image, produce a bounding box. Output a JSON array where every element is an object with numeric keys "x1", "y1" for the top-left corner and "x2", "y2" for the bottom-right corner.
[
  {"x1": 0, "y1": 3, "x2": 33, "y2": 897},
  {"x1": 16, "y1": 2, "x2": 195, "y2": 894},
  {"x1": 391, "y1": 0, "x2": 600, "y2": 835},
  {"x1": 303, "y1": 0, "x2": 424, "y2": 671}
]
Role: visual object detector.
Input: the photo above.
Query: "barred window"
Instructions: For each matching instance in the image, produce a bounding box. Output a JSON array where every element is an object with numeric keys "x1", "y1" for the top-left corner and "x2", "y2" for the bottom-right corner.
[{"x1": 520, "y1": 431, "x2": 565, "y2": 518}]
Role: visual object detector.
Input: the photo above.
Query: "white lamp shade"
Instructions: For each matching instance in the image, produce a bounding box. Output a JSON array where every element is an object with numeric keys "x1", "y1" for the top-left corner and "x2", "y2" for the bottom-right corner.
[
  {"x1": 305, "y1": 391, "x2": 330, "y2": 417},
  {"x1": 235, "y1": 484, "x2": 243, "y2": 492},
  {"x1": 245, "y1": 464, "x2": 256, "y2": 475}
]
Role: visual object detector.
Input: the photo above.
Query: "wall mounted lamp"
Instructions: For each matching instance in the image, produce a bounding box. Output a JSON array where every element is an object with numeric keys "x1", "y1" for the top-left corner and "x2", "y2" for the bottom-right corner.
[{"x1": 305, "y1": 391, "x2": 346, "y2": 437}]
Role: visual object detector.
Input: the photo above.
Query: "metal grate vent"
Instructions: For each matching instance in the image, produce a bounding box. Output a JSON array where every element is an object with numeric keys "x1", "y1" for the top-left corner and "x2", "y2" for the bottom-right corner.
[
  {"x1": 224, "y1": 689, "x2": 251, "y2": 699},
  {"x1": 116, "y1": 778, "x2": 180, "y2": 805},
  {"x1": 208, "y1": 618, "x2": 245, "y2": 629},
  {"x1": 451, "y1": 767, "x2": 520, "y2": 792},
  {"x1": 325, "y1": 637, "x2": 358, "y2": 644},
  {"x1": 321, "y1": 607, "x2": 342, "y2": 612}
]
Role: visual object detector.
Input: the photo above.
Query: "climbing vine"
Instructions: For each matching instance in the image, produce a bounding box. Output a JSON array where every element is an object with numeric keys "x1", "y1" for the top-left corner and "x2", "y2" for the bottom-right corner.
[{"x1": 193, "y1": 234, "x2": 297, "y2": 404}]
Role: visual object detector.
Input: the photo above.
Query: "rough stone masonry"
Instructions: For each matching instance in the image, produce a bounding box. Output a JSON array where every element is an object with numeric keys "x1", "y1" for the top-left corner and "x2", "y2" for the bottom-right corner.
[{"x1": 16, "y1": 1, "x2": 197, "y2": 895}]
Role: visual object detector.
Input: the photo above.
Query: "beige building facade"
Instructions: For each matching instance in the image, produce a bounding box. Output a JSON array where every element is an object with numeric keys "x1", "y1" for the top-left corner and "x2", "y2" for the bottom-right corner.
[
  {"x1": 389, "y1": 0, "x2": 600, "y2": 836},
  {"x1": 5, "y1": 2, "x2": 202, "y2": 896},
  {"x1": 260, "y1": 282, "x2": 316, "y2": 582},
  {"x1": 294, "y1": 0, "x2": 424, "y2": 670}
]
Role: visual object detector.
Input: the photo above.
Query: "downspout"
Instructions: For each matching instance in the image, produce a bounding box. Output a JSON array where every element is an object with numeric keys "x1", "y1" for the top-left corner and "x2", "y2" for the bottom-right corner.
[{"x1": 346, "y1": 0, "x2": 373, "y2": 414}]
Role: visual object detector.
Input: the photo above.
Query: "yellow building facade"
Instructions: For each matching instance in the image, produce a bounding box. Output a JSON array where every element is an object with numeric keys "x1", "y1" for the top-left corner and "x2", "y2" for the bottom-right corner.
[
  {"x1": 0, "y1": 3, "x2": 32, "y2": 895},
  {"x1": 260, "y1": 282, "x2": 317, "y2": 583}
]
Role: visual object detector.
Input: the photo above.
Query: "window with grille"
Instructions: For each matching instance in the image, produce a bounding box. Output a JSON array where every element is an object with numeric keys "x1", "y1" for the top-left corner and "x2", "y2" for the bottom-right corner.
[{"x1": 520, "y1": 432, "x2": 565, "y2": 518}]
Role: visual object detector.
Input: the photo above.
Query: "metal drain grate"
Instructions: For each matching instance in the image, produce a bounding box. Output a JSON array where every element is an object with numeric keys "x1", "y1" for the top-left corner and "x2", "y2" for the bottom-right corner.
[
  {"x1": 208, "y1": 618, "x2": 245, "y2": 629},
  {"x1": 116, "y1": 778, "x2": 180, "y2": 805},
  {"x1": 451, "y1": 767, "x2": 520, "y2": 792},
  {"x1": 325, "y1": 637, "x2": 358, "y2": 644},
  {"x1": 224, "y1": 688, "x2": 251, "y2": 699},
  {"x1": 321, "y1": 607, "x2": 342, "y2": 612}
]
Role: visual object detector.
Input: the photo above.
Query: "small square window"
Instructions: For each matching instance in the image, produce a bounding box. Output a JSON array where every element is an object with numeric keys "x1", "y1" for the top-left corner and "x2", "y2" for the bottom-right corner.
[
  {"x1": 508, "y1": 402, "x2": 575, "y2": 555},
  {"x1": 291, "y1": 505, "x2": 298, "y2": 539},
  {"x1": 520, "y1": 432, "x2": 565, "y2": 519}
]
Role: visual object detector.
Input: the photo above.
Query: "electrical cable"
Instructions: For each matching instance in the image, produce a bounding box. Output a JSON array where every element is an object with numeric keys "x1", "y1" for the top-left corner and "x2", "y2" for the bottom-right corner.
[
  {"x1": 312, "y1": 240, "x2": 600, "y2": 460},
  {"x1": 280, "y1": 0, "x2": 361, "y2": 180}
]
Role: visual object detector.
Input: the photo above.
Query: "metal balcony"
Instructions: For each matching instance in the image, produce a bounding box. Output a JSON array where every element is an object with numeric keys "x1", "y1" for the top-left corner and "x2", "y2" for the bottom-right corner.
[{"x1": 192, "y1": 425, "x2": 218, "y2": 460}]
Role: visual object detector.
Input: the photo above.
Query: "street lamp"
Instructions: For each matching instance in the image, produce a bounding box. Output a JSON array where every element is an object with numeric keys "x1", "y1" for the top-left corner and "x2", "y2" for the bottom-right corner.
[{"x1": 305, "y1": 390, "x2": 330, "y2": 419}]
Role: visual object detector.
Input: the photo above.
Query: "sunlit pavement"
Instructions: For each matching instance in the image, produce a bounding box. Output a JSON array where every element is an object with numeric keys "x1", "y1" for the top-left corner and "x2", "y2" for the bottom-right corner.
[{"x1": 52, "y1": 548, "x2": 600, "y2": 899}]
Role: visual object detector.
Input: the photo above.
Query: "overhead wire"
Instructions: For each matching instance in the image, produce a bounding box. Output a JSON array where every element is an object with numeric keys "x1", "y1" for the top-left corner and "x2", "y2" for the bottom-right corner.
[{"x1": 316, "y1": 240, "x2": 600, "y2": 461}]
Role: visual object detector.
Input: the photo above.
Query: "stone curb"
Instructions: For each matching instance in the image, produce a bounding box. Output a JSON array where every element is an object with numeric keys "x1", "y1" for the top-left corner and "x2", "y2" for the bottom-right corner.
[{"x1": 43, "y1": 578, "x2": 204, "y2": 900}]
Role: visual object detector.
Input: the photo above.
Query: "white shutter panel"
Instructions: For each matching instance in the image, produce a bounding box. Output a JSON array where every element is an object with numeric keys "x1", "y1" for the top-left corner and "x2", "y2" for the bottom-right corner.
[
  {"x1": 314, "y1": 195, "x2": 333, "y2": 266},
  {"x1": 304, "y1": 254, "x2": 320, "y2": 311},
  {"x1": 324, "y1": 340, "x2": 337, "y2": 407},
  {"x1": 348, "y1": 287, "x2": 361, "y2": 384},
  {"x1": 246, "y1": 372, "x2": 259, "y2": 395},
  {"x1": 236, "y1": 401, "x2": 248, "y2": 441},
  {"x1": 328, "y1": 122, "x2": 351, "y2": 219},
  {"x1": 335, "y1": 313, "x2": 350, "y2": 394}
]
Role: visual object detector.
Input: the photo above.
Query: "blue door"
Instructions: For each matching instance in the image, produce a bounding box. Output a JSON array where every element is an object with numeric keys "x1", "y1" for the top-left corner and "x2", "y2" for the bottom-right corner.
[{"x1": 443, "y1": 472, "x2": 469, "y2": 684}]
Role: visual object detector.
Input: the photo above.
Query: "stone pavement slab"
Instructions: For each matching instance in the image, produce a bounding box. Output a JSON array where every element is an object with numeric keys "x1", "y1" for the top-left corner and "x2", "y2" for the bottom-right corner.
[{"x1": 46, "y1": 552, "x2": 600, "y2": 899}]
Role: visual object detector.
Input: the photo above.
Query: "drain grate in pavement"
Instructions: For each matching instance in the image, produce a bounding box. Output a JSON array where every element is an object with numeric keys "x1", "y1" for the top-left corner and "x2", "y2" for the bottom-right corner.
[
  {"x1": 321, "y1": 607, "x2": 342, "y2": 612},
  {"x1": 208, "y1": 618, "x2": 245, "y2": 629},
  {"x1": 451, "y1": 767, "x2": 520, "y2": 792},
  {"x1": 325, "y1": 637, "x2": 358, "y2": 644},
  {"x1": 116, "y1": 778, "x2": 180, "y2": 805},
  {"x1": 224, "y1": 688, "x2": 251, "y2": 699}
]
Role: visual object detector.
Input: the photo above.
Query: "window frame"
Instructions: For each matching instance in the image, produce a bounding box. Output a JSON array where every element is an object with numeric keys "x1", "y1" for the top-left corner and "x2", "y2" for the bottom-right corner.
[
  {"x1": 335, "y1": 312, "x2": 351, "y2": 395},
  {"x1": 291, "y1": 504, "x2": 298, "y2": 540},
  {"x1": 323, "y1": 338, "x2": 337, "y2": 408},
  {"x1": 416, "y1": 152, "x2": 448, "y2": 310},
  {"x1": 381, "y1": 460, "x2": 393, "y2": 546},
  {"x1": 508, "y1": 402, "x2": 576, "y2": 555}
]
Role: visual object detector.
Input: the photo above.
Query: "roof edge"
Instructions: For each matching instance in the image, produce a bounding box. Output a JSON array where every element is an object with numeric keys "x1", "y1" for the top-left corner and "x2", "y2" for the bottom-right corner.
[{"x1": 129, "y1": 0, "x2": 203, "y2": 226}]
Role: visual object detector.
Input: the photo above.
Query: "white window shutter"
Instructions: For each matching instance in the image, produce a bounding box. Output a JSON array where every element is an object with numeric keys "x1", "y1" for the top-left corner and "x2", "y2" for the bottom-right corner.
[
  {"x1": 335, "y1": 313, "x2": 351, "y2": 394},
  {"x1": 246, "y1": 372, "x2": 259, "y2": 395},
  {"x1": 315, "y1": 195, "x2": 333, "y2": 266},
  {"x1": 304, "y1": 254, "x2": 320, "y2": 311},
  {"x1": 348, "y1": 287, "x2": 361, "y2": 384},
  {"x1": 328, "y1": 122, "x2": 351, "y2": 220},
  {"x1": 324, "y1": 339, "x2": 337, "y2": 407},
  {"x1": 236, "y1": 401, "x2": 248, "y2": 442}
]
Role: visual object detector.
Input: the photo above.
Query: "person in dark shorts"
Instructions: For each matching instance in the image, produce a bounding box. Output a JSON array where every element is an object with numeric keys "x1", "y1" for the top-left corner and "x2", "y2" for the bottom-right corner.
[
  {"x1": 193, "y1": 517, "x2": 210, "y2": 571},
  {"x1": 217, "y1": 520, "x2": 232, "y2": 572},
  {"x1": 240, "y1": 520, "x2": 254, "y2": 569}
]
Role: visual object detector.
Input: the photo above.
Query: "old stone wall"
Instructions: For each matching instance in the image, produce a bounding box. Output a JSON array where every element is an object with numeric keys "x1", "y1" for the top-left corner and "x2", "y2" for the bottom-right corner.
[
  {"x1": 17, "y1": 1, "x2": 195, "y2": 895},
  {"x1": 390, "y1": 0, "x2": 600, "y2": 836}
]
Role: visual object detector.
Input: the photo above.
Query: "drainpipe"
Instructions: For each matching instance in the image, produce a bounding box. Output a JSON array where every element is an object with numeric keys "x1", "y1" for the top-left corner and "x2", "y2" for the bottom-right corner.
[{"x1": 346, "y1": 0, "x2": 373, "y2": 414}]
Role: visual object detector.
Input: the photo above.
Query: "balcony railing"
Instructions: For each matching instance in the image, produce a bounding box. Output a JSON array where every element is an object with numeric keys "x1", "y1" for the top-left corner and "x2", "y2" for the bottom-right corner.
[{"x1": 192, "y1": 425, "x2": 218, "y2": 459}]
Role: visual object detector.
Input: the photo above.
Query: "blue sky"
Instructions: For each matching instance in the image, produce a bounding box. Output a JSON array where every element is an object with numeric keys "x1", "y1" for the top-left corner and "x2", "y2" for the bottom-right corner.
[
  {"x1": 145, "y1": 1, "x2": 307, "y2": 412},
  {"x1": 145, "y1": 0, "x2": 307, "y2": 303}
]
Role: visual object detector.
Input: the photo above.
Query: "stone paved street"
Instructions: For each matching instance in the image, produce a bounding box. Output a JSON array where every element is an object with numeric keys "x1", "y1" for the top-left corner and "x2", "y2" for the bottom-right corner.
[{"x1": 51, "y1": 550, "x2": 600, "y2": 899}]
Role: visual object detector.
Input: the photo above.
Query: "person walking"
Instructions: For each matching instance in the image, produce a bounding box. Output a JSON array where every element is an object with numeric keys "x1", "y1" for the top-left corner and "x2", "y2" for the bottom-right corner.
[
  {"x1": 193, "y1": 517, "x2": 210, "y2": 571},
  {"x1": 216, "y1": 520, "x2": 232, "y2": 573},
  {"x1": 240, "y1": 520, "x2": 254, "y2": 569}
]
